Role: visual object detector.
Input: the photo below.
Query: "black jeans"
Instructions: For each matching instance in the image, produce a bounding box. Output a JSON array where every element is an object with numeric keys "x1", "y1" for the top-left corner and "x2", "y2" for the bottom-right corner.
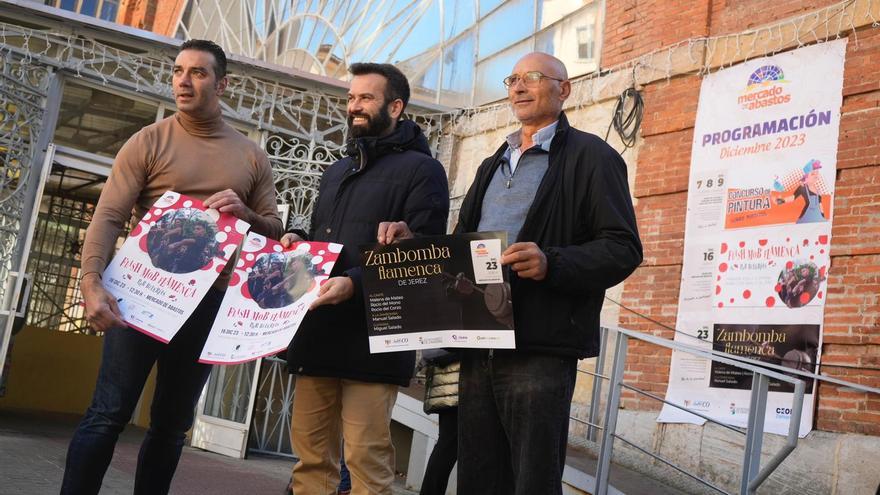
[
  {"x1": 60, "y1": 288, "x2": 223, "y2": 495},
  {"x1": 457, "y1": 350, "x2": 576, "y2": 495},
  {"x1": 420, "y1": 407, "x2": 458, "y2": 495}
]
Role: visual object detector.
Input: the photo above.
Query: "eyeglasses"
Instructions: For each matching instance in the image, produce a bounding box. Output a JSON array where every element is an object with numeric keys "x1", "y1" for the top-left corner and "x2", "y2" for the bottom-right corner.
[{"x1": 502, "y1": 71, "x2": 565, "y2": 88}]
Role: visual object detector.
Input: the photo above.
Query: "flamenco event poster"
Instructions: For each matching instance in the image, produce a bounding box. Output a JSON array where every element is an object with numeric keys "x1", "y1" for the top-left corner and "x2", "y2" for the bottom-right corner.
[
  {"x1": 360, "y1": 232, "x2": 515, "y2": 353},
  {"x1": 200, "y1": 234, "x2": 342, "y2": 364},
  {"x1": 657, "y1": 40, "x2": 846, "y2": 437},
  {"x1": 102, "y1": 191, "x2": 249, "y2": 343}
]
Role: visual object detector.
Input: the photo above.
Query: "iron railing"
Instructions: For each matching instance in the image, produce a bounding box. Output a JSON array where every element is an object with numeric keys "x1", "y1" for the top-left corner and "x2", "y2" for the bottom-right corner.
[
  {"x1": 248, "y1": 356, "x2": 297, "y2": 458},
  {"x1": 240, "y1": 325, "x2": 880, "y2": 494},
  {"x1": 576, "y1": 326, "x2": 880, "y2": 495}
]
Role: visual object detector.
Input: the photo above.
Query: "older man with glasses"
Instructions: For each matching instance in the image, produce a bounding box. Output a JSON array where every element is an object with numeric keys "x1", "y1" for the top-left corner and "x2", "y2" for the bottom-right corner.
[
  {"x1": 385, "y1": 51, "x2": 642, "y2": 494},
  {"x1": 463, "y1": 50, "x2": 642, "y2": 494}
]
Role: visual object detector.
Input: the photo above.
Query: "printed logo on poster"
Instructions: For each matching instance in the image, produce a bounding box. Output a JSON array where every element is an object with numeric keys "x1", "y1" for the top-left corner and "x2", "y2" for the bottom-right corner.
[
  {"x1": 419, "y1": 336, "x2": 443, "y2": 345},
  {"x1": 684, "y1": 399, "x2": 711, "y2": 411},
  {"x1": 729, "y1": 402, "x2": 749, "y2": 416},
  {"x1": 776, "y1": 407, "x2": 793, "y2": 419},
  {"x1": 384, "y1": 337, "x2": 409, "y2": 348},
  {"x1": 738, "y1": 65, "x2": 791, "y2": 110},
  {"x1": 244, "y1": 235, "x2": 266, "y2": 251},
  {"x1": 470, "y1": 238, "x2": 503, "y2": 284}
]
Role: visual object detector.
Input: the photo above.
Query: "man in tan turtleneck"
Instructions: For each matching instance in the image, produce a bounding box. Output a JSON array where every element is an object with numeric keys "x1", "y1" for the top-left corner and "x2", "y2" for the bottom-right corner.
[{"x1": 61, "y1": 40, "x2": 283, "y2": 495}]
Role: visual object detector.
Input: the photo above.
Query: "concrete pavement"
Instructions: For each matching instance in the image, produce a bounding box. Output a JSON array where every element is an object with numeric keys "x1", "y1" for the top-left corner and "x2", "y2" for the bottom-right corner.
[{"x1": 0, "y1": 409, "x2": 416, "y2": 495}]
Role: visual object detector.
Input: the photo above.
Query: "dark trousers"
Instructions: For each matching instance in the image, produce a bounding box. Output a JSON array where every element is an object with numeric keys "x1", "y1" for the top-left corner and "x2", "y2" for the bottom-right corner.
[
  {"x1": 60, "y1": 288, "x2": 223, "y2": 495},
  {"x1": 339, "y1": 448, "x2": 351, "y2": 491},
  {"x1": 420, "y1": 407, "x2": 458, "y2": 495},
  {"x1": 457, "y1": 350, "x2": 576, "y2": 495}
]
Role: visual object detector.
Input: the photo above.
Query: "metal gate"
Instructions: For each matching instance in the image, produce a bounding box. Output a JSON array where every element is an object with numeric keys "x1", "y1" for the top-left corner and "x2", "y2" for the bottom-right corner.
[
  {"x1": 0, "y1": 51, "x2": 57, "y2": 386},
  {"x1": 24, "y1": 165, "x2": 130, "y2": 335}
]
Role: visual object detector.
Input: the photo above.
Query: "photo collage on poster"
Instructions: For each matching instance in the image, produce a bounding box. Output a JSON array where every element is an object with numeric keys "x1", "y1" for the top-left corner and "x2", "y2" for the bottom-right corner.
[
  {"x1": 103, "y1": 191, "x2": 249, "y2": 342},
  {"x1": 199, "y1": 234, "x2": 341, "y2": 364}
]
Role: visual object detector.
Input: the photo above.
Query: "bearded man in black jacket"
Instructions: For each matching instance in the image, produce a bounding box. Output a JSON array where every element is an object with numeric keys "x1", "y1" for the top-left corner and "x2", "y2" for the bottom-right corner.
[
  {"x1": 380, "y1": 52, "x2": 642, "y2": 494},
  {"x1": 280, "y1": 63, "x2": 449, "y2": 495}
]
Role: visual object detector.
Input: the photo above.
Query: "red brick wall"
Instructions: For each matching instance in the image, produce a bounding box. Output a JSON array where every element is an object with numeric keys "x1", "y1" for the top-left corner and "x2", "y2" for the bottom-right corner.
[
  {"x1": 118, "y1": 0, "x2": 183, "y2": 37},
  {"x1": 611, "y1": 3, "x2": 880, "y2": 435},
  {"x1": 708, "y1": 0, "x2": 843, "y2": 36},
  {"x1": 602, "y1": 0, "x2": 711, "y2": 67}
]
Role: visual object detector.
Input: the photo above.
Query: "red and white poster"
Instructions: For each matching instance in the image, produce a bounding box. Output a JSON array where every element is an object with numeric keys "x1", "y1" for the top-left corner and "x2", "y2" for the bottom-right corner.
[
  {"x1": 102, "y1": 191, "x2": 249, "y2": 343},
  {"x1": 658, "y1": 40, "x2": 846, "y2": 436},
  {"x1": 199, "y1": 233, "x2": 342, "y2": 364}
]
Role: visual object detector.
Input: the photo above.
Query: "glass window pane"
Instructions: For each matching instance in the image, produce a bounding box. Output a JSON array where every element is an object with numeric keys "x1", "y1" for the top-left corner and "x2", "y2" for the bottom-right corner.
[
  {"x1": 441, "y1": 32, "x2": 475, "y2": 107},
  {"x1": 253, "y1": 1, "x2": 267, "y2": 38},
  {"x1": 388, "y1": 0, "x2": 442, "y2": 62},
  {"x1": 355, "y1": 0, "x2": 442, "y2": 64},
  {"x1": 534, "y1": 3, "x2": 598, "y2": 78},
  {"x1": 99, "y1": 0, "x2": 119, "y2": 22},
  {"x1": 410, "y1": 56, "x2": 442, "y2": 103},
  {"x1": 443, "y1": 0, "x2": 475, "y2": 40},
  {"x1": 537, "y1": 0, "x2": 589, "y2": 29},
  {"x1": 479, "y1": 0, "x2": 505, "y2": 18},
  {"x1": 59, "y1": 0, "x2": 76, "y2": 11},
  {"x1": 478, "y1": 0, "x2": 534, "y2": 60},
  {"x1": 80, "y1": 0, "x2": 98, "y2": 16},
  {"x1": 54, "y1": 82, "x2": 159, "y2": 158},
  {"x1": 295, "y1": 17, "x2": 317, "y2": 52},
  {"x1": 475, "y1": 40, "x2": 531, "y2": 104}
]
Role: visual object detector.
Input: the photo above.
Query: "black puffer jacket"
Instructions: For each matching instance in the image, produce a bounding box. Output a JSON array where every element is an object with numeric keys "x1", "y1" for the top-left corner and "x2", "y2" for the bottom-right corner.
[
  {"x1": 287, "y1": 120, "x2": 450, "y2": 386},
  {"x1": 455, "y1": 112, "x2": 642, "y2": 358}
]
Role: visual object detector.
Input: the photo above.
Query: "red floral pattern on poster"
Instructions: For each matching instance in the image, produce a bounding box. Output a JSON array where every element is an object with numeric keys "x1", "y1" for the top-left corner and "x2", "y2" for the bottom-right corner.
[
  {"x1": 102, "y1": 191, "x2": 249, "y2": 343},
  {"x1": 199, "y1": 232, "x2": 342, "y2": 364}
]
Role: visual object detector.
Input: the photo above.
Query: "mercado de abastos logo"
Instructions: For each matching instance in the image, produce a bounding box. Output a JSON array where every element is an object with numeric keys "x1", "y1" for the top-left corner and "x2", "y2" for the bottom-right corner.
[{"x1": 738, "y1": 64, "x2": 791, "y2": 110}]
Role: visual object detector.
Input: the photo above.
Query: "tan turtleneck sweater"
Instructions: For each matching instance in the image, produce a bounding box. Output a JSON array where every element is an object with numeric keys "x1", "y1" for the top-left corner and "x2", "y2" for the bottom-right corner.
[{"x1": 82, "y1": 110, "x2": 283, "y2": 286}]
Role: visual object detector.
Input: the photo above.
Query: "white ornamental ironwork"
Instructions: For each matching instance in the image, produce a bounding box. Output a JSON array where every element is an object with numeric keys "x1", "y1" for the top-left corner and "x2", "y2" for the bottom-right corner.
[
  {"x1": 0, "y1": 46, "x2": 50, "y2": 305},
  {"x1": 0, "y1": 20, "x2": 456, "y2": 236}
]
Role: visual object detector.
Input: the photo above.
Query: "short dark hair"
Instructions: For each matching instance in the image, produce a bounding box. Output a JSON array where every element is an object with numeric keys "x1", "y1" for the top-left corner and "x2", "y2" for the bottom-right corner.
[
  {"x1": 349, "y1": 63, "x2": 410, "y2": 111},
  {"x1": 179, "y1": 39, "x2": 227, "y2": 79}
]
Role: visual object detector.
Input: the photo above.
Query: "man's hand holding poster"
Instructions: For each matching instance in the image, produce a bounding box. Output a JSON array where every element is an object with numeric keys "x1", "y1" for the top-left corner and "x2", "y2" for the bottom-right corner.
[
  {"x1": 199, "y1": 234, "x2": 342, "y2": 364},
  {"x1": 102, "y1": 191, "x2": 249, "y2": 343},
  {"x1": 360, "y1": 232, "x2": 515, "y2": 353}
]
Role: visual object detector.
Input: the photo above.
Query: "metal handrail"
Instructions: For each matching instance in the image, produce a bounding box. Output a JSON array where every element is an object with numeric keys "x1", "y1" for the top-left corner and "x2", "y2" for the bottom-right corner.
[
  {"x1": 613, "y1": 433, "x2": 729, "y2": 494},
  {"x1": 592, "y1": 326, "x2": 809, "y2": 495},
  {"x1": 663, "y1": 335, "x2": 880, "y2": 396},
  {"x1": 586, "y1": 327, "x2": 880, "y2": 493},
  {"x1": 619, "y1": 383, "x2": 743, "y2": 434},
  {"x1": 609, "y1": 325, "x2": 811, "y2": 385}
]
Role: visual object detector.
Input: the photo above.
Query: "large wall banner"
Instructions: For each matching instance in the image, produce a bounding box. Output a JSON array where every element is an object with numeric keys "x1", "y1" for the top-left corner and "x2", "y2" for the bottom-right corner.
[{"x1": 658, "y1": 40, "x2": 847, "y2": 436}]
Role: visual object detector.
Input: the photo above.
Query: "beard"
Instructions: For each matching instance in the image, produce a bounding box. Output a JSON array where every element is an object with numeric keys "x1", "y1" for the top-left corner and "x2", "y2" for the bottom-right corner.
[{"x1": 348, "y1": 104, "x2": 393, "y2": 138}]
